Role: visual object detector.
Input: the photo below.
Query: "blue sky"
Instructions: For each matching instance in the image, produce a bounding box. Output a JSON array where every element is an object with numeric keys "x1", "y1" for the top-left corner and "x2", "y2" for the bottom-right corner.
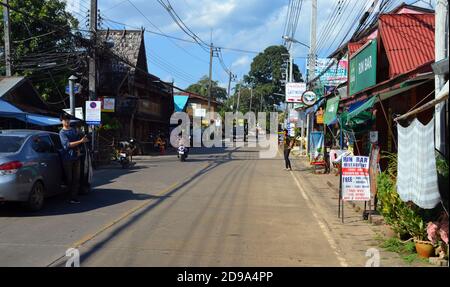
[{"x1": 67, "y1": 0, "x2": 432, "y2": 90}]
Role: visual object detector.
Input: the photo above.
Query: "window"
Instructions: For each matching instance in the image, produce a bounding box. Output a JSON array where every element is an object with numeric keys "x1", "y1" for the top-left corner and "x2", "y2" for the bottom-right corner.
[
  {"x1": 32, "y1": 135, "x2": 55, "y2": 153},
  {"x1": 49, "y1": 134, "x2": 63, "y2": 150},
  {"x1": 0, "y1": 136, "x2": 26, "y2": 153}
]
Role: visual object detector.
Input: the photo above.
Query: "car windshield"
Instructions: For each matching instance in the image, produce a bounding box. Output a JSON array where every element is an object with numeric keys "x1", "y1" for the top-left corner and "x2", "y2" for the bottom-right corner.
[{"x1": 0, "y1": 135, "x2": 27, "y2": 153}]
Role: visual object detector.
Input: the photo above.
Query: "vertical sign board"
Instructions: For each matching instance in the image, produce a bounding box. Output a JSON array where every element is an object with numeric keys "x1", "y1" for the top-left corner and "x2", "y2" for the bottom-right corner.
[
  {"x1": 85, "y1": 101, "x2": 102, "y2": 126},
  {"x1": 101, "y1": 98, "x2": 115, "y2": 113},
  {"x1": 341, "y1": 156, "x2": 371, "y2": 201},
  {"x1": 349, "y1": 39, "x2": 377, "y2": 96},
  {"x1": 286, "y1": 82, "x2": 306, "y2": 103}
]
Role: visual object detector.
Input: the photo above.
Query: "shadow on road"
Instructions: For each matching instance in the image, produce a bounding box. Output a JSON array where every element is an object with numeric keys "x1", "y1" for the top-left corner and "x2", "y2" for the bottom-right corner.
[
  {"x1": 53, "y1": 147, "x2": 242, "y2": 266},
  {"x1": 0, "y1": 188, "x2": 162, "y2": 217}
]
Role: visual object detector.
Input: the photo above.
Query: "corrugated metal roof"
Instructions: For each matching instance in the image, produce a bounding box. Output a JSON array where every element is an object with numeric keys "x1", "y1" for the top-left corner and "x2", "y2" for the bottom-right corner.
[
  {"x1": 379, "y1": 14, "x2": 435, "y2": 77},
  {"x1": 348, "y1": 42, "x2": 365, "y2": 57},
  {"x1": 0, "y1": 77, "x2": 26, "y2": 98}
]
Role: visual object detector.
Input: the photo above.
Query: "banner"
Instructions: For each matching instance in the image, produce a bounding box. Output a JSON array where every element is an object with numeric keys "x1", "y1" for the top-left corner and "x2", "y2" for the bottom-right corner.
[{"x1": 341, "y1": 156, "x2": 371, "y2": 201}]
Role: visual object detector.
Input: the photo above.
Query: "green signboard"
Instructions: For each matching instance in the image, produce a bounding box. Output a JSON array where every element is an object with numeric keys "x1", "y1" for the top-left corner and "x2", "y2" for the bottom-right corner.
[
  {"x1": 324, "y1": 96, "x2": 340, "y2": 125},
  {"x1": 349, "y1": 39, "x2": 377, "y2": 96}
]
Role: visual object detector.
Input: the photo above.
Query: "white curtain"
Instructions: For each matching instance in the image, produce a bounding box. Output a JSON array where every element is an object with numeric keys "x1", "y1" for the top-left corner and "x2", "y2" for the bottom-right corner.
[{"x1": 397, "y1": 118, "x2": 441, "y2": 209}]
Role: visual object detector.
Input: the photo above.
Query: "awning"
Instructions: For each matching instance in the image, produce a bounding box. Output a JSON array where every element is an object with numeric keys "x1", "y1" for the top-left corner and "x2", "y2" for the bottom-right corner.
[
  {"x1": 26, "y1": 114, "x2": 61, "y2": 126},
  {"x1": 304, "y1": 98, "x2": 325, "y2": 115},
  {"x1": 346, "y1": 96, "x2": 376, "y2": 123},
  {"x1": 0, "y1": 99, "x2": 23, "y2": 115},
  {"x1": 173, "y1": 95, "x2": 189, "y2": 112},
  {"x1": 1, "y1": 99, "x2": 61, "y2": 126},
  {"x1": 377, "y1": 73, "x2": 434, "y2": 102},
  {"x1": 323, "y1": 96, "x2": 340, "y2": 125}
]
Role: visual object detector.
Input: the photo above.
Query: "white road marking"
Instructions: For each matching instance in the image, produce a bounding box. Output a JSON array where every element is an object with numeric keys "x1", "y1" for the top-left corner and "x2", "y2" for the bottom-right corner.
[{"x1": 289, "y1": 170, "x2": 349, "y2": 267}]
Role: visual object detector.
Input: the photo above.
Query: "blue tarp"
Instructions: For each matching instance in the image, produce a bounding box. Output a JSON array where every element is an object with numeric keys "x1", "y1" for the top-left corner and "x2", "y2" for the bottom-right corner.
[
  {"x1": 0, "y1": 99, "x2": 61, "y2": 126},
  {"x1": 0, "y1": 99, "x2": 23, "y2": 115},
  {"x1": 174, "y1": 95, "x2": 189, "y2": 112}
]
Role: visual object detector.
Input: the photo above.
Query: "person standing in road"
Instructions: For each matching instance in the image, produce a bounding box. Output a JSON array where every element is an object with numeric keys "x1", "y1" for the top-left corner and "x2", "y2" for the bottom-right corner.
[
  {"x1": 283, "y1": 129, "x2": 294, "y2": 171},
  {"x1": 59, "y1": 113, "x2": 88, "y2": 204}
]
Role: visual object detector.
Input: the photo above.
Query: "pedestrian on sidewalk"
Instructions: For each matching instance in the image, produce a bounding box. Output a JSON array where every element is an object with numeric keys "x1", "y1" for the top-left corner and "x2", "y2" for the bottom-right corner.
[
  {"x1": 59, "y1": 113, "x2": 88, "y2": 204},
  {"x1": 283, "y1": 129, "x2": 294, "y2": 171}
]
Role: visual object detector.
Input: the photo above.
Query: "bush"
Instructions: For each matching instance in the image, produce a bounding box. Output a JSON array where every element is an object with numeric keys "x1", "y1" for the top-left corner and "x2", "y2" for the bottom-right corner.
[{"x1": 376, "y1": 171, "x2": 426, "y2": 240}]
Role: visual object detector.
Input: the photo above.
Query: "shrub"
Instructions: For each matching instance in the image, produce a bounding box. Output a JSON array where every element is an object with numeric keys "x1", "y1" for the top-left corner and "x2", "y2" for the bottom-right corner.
[{"x1": 376, "y1": 169, "x2": 425, "y2": 240}]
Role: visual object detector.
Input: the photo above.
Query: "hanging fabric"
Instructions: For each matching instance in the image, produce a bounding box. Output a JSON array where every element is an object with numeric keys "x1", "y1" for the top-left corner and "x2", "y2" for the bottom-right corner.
[{"x1": 397, "y1": 118, "x2": 441, "y2": 209}]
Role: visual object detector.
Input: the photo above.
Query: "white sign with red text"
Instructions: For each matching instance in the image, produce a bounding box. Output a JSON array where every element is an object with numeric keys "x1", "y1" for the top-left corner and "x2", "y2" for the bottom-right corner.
[
  {"x1": 286, "y1": 82, "x2": 306, "y2": 103},
  {"x1": 341, "y1": 156, "x2": 371, "y2": 201}
]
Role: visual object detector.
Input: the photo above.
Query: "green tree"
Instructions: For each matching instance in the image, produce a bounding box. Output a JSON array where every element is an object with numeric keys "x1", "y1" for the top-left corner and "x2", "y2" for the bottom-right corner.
[
  {"x1": 186, "y1": 75, "x2": 228, "y2": 102},
  {"x1": 245, "y1": 45, "x2": 302, "y2": 110},
  {"x1": 0, "y1": 0, "x2": 80, "y2": 103}
]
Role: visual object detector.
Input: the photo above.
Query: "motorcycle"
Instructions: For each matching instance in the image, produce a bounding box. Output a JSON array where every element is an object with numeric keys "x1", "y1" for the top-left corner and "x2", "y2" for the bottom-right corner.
[
  {"x1": 178, "y1": 145, "x2": 188, "y2": 162},
  {"x1": 117, "y1": 139, "x2": 136, "y2": 168}
]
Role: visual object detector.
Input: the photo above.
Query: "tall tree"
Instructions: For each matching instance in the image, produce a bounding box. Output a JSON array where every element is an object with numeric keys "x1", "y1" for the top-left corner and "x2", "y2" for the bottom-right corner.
[
  {"x1": 186, "y1": 75, "x2": 228, "y2": 102},
  {"x1": 245, "y1": 45, "x2": 302, "y2": 110},
  {"x1": 0, "y1": 0, "x2": 81, "y2": 104}
]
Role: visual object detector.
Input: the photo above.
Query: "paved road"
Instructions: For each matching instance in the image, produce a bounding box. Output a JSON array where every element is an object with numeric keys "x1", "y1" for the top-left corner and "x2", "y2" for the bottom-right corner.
[{"x1": 0, "y1": 146, "x2": 348, "y2": 267}]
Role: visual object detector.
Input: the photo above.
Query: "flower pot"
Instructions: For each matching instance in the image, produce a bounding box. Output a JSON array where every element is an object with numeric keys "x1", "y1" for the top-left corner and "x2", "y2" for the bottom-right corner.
[{"x1": 414, "y1": 240, "x2": 435, "y2": 258}]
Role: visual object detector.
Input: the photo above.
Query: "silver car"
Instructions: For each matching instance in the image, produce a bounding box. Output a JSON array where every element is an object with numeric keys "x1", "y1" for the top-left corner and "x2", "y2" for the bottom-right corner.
[{"x1": 0, "y1": 130, "x2": 93, "y2": 211}]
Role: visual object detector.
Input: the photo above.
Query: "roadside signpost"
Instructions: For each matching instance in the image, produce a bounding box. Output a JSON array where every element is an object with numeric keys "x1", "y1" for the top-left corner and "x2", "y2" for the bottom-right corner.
[
  {"x1": 338, "y1": 155, "x2": 371, "y2": 223},
  {"x1": 85, "y1": 101, "x2": 101, "y2": 126}
]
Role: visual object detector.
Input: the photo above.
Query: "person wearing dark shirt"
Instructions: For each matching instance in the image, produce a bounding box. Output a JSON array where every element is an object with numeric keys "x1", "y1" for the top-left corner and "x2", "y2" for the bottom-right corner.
[
  {"x1": 59, "y1": 113, "x2": 88, "y2": 204},
  {"x1": 283, "y1": 129, "x2": 294, "y2": 171}
]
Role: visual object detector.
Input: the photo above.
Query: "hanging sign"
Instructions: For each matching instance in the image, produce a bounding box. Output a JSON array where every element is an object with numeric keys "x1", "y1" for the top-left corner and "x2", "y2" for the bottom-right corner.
[
  {"x1": 101, "y1": 98, "x2": 115, "y2": 113},
  {"x1": 341, "y1": 156, "x2": 371, "y2": 201},
  {"x1": 286, "y1": 82, "x2": 306, "y2": 103},
  {"x1": 302, "y1": 90, "x2": 317, "y2": 106},
  {"x1": 85, "y1": 101, "x2": 102, "y2": 125}
]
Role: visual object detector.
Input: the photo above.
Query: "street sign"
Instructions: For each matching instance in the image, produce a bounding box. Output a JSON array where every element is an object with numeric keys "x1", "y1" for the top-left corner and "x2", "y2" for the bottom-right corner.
[
  {"x1": 63, "y1": 107, "x2": 84, "y2": 120},
  {"x1": 65, "y1": 84, "x2": 80, "y2": 95},
  {"x1": 194, "y1": 108, "x2": 206, "y2": 117},
  {"x1": 85, "y1": 101, "x2": 101, "y2": 125},
  {"x1": 101, "y1": 97, "x2": 115, "y2": 112},
  {"x1": 302, "y1": 91, "x2": 317, "y2": 106},
  {"x1": 286, "y1": 82, "x2": 306, "y2": 103},
  {"x1": 341, "y1": 156, "x2": 371, "y2": 201}
]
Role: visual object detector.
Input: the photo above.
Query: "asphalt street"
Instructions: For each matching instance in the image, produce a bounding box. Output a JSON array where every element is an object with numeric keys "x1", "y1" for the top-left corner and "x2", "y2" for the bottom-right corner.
[{"x1": 1, "y1": 146, "x2": 352, "y2": 267}]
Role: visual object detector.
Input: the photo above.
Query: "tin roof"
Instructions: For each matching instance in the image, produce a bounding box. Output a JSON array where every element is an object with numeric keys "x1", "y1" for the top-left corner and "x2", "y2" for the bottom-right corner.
[{"x1": 379, "y1": 14, "x2": 435, "y2": 77}]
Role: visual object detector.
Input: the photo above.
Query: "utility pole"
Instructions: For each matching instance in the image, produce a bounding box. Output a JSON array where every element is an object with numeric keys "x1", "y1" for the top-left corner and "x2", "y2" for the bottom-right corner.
[
  {"x1": 249, "y1": 87, "x2": 253, "y2": 113},
  {"x1": 435, "y1": 0, "x2": 448, "y2": 155},
  {"x1": 89, "y1": 0, "x2": 97, "y2": 101},
  {"x1": 308, "y1": 0, "x2": 317, "y2": 85},
  {"x1": 306, "y1": 0, "x2": 317, "y2": 155},
  {"x1": 89, "y1": 0, "x2": 98, "y2": 152},
  {"x1": 3, "y1": 0, "x2": 11, "y2": 76},
  {"x1": 69, "y1": 75, "x2": 78, "y2": 116},
  {"x1": 236, "y1": 81, "x2": 241, "y2": 112},
  {"x1": 208, "y1": 42, "x2": 213, "y2": 112}
]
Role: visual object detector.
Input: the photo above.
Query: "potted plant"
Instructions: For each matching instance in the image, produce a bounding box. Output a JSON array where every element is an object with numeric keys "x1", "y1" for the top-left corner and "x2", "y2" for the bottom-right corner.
[{"x1": 409, "y1": 216, "x2": 435, "y2": 258}]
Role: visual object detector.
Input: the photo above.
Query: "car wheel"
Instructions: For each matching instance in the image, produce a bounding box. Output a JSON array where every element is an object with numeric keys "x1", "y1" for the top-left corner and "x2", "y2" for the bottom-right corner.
[{"x1": 27, "y1": 181, "x2": 45, "y2": 211}]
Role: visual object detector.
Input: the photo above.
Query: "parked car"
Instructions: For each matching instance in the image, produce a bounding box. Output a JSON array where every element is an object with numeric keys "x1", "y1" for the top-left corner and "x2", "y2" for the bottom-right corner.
[{"x1": 0, "y1": 130, "x2": 93, "y2": 211}]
